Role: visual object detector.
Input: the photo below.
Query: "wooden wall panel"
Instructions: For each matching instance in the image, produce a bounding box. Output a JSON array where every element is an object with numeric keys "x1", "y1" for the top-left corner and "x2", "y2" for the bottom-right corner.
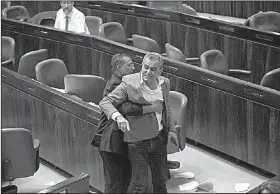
[
  {"x1": 2, "y1": 19, "x2": 280, "y2": 176},
  {"x1": 247, "y1": 104, "x2": 280, "y2": 173},
  {"x1": 17, "y1": 1, "x2": 280, "y2": 85},
  {"x1": 173, "y1": 75, "x2": 249, "y2": 161},
  {"x1": 2, "y1": 30, "x2": 40, "y2": 71},
  {"x1": 1, "y1": 84, "x2": 60, "y2": 166},
  {"x1": 185, "y1": 1, "x2": 280, "y2": 18},
  {"x1": 17, "y1": 1, "x2": 58, "y2": 17},
  {"x1": 161, "y1": 73, "x2": 280, "y2": 173},
  {"x1": 20, "y1": 1, "x2": 280, "y2": 19},
  {"x1": 247, "y1": 44, "x2": 280, "y2": 84},
  {"x1": 78, "y1": 6, "x2": 280, "y2": 85},
  {"x1": 1, "y1": 83, "x2": 105, "y2": 192},
  {"x1": 3, "y1": 29, "x2": 113, "y2": 80},
  {"x1": 91, "y1": 49, "x2": 113, "y2": 81}
]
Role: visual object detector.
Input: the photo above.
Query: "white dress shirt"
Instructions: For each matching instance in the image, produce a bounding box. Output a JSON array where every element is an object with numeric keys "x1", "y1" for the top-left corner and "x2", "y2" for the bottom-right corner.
[
  {"x1": 140, "y1": 74, "x2": 164, "y2": 131},
  {"x1": 112, "y1": 73, "x2": 164, "y2": 131},
  {"x1": 54, "y1": 7, "x2": 90, "y2": 35}
]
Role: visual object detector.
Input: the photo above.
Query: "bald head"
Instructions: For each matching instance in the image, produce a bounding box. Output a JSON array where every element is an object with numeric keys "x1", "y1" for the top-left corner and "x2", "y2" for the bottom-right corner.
[{"x1": 111, "y1": 53, "x2": 135, "y2": 77}]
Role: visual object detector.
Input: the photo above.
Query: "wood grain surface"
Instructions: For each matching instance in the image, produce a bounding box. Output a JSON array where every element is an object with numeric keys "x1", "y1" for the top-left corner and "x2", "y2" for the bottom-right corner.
[{"x1": 17, "y1": 1, "x2": 280, "y2": 85}]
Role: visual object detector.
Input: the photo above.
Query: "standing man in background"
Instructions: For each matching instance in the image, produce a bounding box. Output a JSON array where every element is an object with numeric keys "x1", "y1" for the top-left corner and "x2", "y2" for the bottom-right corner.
[
  {"x1": 54, "y1": 1, "x2": 90, "y2": 35},
  {"x1": 99, "y1": 52, "x2": 179, "y2": 193}
]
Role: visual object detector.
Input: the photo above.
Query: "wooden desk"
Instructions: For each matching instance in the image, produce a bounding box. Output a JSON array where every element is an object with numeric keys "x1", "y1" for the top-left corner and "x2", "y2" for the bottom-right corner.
[
  {"x1": 18, "y1": 1, "x2": 280, "y2": 85},
  {"x1": 38, "y1": 173, "x2": 90, "y2": 193},
  {"x1": 247, "y1": 175, "x2": 280, "y2": 193},
  {"x1": 184, "y1": 1, "x2": 280, "y2": 19},
  {"x1": 1, "y1": 67, "x2": 104, "y2": 191},
  {"x1": 1, "y1": 19, "x2": 280, "y2": 185}
]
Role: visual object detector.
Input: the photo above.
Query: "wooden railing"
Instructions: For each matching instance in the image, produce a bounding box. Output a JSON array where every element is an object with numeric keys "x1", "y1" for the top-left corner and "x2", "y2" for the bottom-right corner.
[
  {"x1": 2, "y1": 17, "x2": 280, "y2": 180},
  {"x1": 37, "y1": 173, "x2": 90, "y2": 193},
  {"x1": 2, "y1": 18, "x2": 280, "y2": 110},
  {"x1": 17, "y1": 1, "x2": 280, "y2": 86}
]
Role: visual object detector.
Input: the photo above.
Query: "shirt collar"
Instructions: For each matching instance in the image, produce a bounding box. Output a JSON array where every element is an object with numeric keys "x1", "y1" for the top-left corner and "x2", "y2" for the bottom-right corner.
[
  {"x1": 111, "y1": 73, "x2": 122, "y2": 82},
  {"x1": 63, "y1": 7, "x2": 75, "y2": 18},
  {"x1": 140, "y1": 72, "x2": 164, "y2": 86}
]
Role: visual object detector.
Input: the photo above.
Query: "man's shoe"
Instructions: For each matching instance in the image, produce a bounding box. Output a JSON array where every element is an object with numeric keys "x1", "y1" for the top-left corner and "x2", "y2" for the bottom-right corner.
[
  {"x1": 168, "y1": 160, "x2": 180, "y2": 169},
  {"x1": 2, "y1": 185, "x2": 18, "y2": 193}
]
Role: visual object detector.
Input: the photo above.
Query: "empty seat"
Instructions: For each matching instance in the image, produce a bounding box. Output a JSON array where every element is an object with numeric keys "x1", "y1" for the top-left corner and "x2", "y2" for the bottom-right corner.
[
  {"x1": 182, "y1": 4, "x2": 197, "y2": 16},
  {"x1": 1, "y1": 1, "x2": 11, "y2": 10},
  {"x1": 260, "y1": 68, "x2": 280, "y2": 91},
  {"x1": 200, "y1": 49, "x2": 251, "y2": 80},
  {"x1": 249, "y1": 11, "x2": 280, "y2": 32},
  {"x1": 17, "y1": 49, "x2": 48, "y2": 79},
  {"x1": 146, "y1": 1, "x2": 183, "y2": 12},
  {"x1": 165, "y1": 43, "x2": 199, "y2": 65},
  {"x1": 167, "y1": 91, "x2": 188, "y2": 153},
  {"x1": 99, "y1": 22, "x2": 128, "y2": 44},
  {"x1": 2, "y1": 5, "x2": 30, "y2": 21},
  {"x1": 244, "y1": 11, "x2": 262, "y2": 26},
  {"x1": 85, "y1": 16, "x2": 103, "y2": 36},
  {"x1": 64, "y1": 74, "x2": 106, "y2": 104},
  {"x1": 132, "y1": 34, "x2": 161, "y2": 53},
  {"x1": 35, "y1": 58, "x2": 69, "y2": 89},
  {"x1": 1, "y1": 36, "x2": 15, "y2": 70},
  {"x1": 28, "y1": 11, "x2": 57, "y2": 27},
  {"x1": 2, "y1": 128, "x2": 40, "y2": 193},
  {"x1": 166, "y1": 91, "x2": 188, "y2": 169}
]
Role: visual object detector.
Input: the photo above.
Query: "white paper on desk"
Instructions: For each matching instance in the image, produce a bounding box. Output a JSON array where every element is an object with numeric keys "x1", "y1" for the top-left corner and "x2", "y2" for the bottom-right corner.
[
  {"x1": 179, "y1": 181, "x2": 199, "y2": 191},
  {"x1": 174, "y1": 171, "x2": 195, "y2": 179},
  {"x1": 88, "y1": 102, "x2": 100, "y2": 108},
  {"x1": 46, "y1": 181, "x2": 56, "y2": 186},
  {"x1": 51, "y1": 87, "x2": 66, "y2": 93},
  {"x1": 235, "y1": 183, "x2": 250, "y2": 192}
]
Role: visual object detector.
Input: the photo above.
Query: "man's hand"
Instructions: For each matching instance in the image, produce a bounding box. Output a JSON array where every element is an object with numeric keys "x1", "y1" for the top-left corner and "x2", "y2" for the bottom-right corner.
[
  {"x1": 151, "y1": 101, "x2": 163, "y2": 113},
  {"x1": 116, "y1": 115, "x2": 130, "y2": 132},
  {"x1": 168, "y1": 131, "x2": 179, "y2": 147},
  {"x1": 142, "y1": 101, "x2": 163, "y2": 114}
]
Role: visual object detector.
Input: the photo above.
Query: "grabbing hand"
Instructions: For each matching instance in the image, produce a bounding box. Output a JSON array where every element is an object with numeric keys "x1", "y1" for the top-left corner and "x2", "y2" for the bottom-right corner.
[
  {"x1": 152, "y1": 101, "x2": 163, "y2": 113},
  {"x1": 168, "y1": 131, "x2": 179, "y2": 147},
  {"x1": 116, "y1": 115, "x2": 130, "y2": 132}
]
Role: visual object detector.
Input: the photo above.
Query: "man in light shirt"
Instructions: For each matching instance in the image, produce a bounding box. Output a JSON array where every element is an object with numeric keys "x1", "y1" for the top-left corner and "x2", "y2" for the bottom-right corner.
[
  {"x1": 54, "y1": 1, "x2": 90, "y2": 35},
  {"x1": 99, "y1": 52, "x2": 179, "y2": 193}
]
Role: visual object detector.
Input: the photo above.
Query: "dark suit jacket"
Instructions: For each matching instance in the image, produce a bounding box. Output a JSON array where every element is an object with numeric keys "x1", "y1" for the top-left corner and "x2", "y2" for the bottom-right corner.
[
  {"x1": 91, "y1": 74, "x2": 143, "y2": 153},
  {"x1": 99, "y1": 72, "x2": 176, "y2": 143}
]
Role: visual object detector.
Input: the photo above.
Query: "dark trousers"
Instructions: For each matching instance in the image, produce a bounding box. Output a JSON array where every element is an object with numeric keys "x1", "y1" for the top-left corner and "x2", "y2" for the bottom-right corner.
[
  {"x1": 127, "y1": 132, "x2": 169, "y2": 193},
  {"x1": 99, "y1": 150, "x2": 132, "y2": 193}
]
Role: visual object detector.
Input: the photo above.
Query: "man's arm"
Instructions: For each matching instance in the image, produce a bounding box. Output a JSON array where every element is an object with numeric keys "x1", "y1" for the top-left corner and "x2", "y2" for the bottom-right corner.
[
  {"x1": 99, "y1": 81, "x2": 128, "y2": 119},
  {"x1": 54, "y1": 11, "x2": 60, "y2": 29},
  {"x1": 105, "y1": 80, "x2": 160, "y2": 117},
  {"x1": 99, "y1": 81, "x2": 134, "y2": 132},
  {"x1": 81, "y1": 15, "x2": 90, "y2": 35},
  {"x1": 165, "y1": 78, "x2": 176, "y2": 133},
  {"x1": 118, "y1": 101, "x2": 163, "y2": 116},
  {"x1": 165, "y1": 78, "x2": 179, "y2": 146},
  {"x1": 117, "y1": 101, "x2": 143, "y2": 116}
]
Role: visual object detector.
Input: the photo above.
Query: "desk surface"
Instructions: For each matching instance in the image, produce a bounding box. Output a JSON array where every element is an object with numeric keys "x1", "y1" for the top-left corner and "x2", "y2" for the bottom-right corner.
[
  {"x1": 198, "y1": 12, "x2": 246, "y2": 25},
  {"x1": 247, "y1": 175, "x2": 280, "y2": 193}
]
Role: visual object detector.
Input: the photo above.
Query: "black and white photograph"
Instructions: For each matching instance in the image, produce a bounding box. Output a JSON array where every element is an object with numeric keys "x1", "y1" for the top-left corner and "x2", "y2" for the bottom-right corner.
[{"x1": 1, "y1": 0, "x2": 280, "y2": 193}]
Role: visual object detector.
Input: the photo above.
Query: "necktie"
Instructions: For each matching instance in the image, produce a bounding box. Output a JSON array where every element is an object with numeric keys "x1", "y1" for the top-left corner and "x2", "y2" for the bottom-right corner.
[{"x1": 65, "y1": 16, "x2": 69, "y2": 31}]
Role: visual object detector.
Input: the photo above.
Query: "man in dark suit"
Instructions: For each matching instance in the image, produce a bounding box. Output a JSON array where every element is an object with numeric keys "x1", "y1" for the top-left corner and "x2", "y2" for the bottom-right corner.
[
  {"x1": 91, "y1": 53, "x2": 163, "y2": 193},
  {"x1": 99, "y1": 52, "x2": 179, "y2": 193}
]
